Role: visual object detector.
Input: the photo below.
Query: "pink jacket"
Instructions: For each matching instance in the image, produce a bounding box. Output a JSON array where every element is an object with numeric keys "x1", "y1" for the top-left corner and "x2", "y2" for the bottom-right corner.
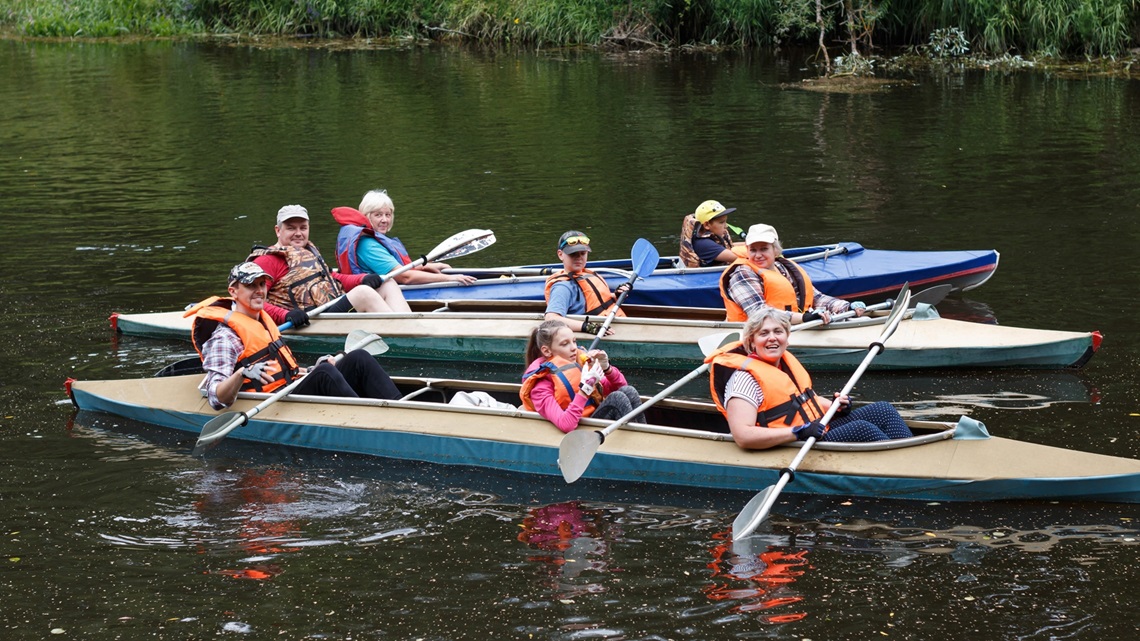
[{"x1": 523, "y1": 356, "x2": 629, "y2": 433}]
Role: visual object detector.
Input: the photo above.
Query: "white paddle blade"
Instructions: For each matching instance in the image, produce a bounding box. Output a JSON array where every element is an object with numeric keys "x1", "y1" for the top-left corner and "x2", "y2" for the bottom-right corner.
[
  {"x1": 732, "y1": 485, "x2": 777, "y2": 540},
  {"x1": 910, "y1": 284, "x2": 951, "y2": 307},
  {"x1": 346, "y1": 330, "x2": 389, "y2": 356},
  {"x1": 427, "y1": 229, "x2": 496, "y2": 262},
  {"x1": 698, "y1": 331, "x2": 740, "y2": 358},
  {"x1": 558, "y1": 429, "x2": 604, "y2": 483},
  {"x1": 192, "y1": 412, "x2": 245, "y2": 456}
]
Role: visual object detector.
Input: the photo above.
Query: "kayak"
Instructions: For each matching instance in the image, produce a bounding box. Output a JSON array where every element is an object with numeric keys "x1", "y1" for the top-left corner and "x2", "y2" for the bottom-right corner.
[
  {"x1": 111, "y1": 300, "x2": 1100, "y2": 371},
  {"x1": 65, "y1": 373, "x2": 1140, "y2": 504},
  {"x1": 401, "y1": 242, "x2": 1000, "y2": 307}
]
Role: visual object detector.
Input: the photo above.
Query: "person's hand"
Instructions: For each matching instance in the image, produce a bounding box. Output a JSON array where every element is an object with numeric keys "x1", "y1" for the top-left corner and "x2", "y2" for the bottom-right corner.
[
  {"x1": 615, "y1": 282, "x2": 632, "y2": 296},
  {"x1": 241, "y1": 361, "x2": 273, "y2": 383},
  {"x1": 315, "y1": 354, "x2": 336, "y2": 367},
  {"x1": 450, "y1": 274, "x2": 477, "y2": 285},
  {"x1": 800, "y1": 310, "x2": 821, "y2": 324},
  {"x1": 850, "y1": 301, "x2": 866, "y2": 317},
  {"x1": 833, "y1": 393, "x2": 852, "y2": 416},
  {"x1": 285, "y1": 308, "x2": 310, "y2": 328},
  {"x1": 792, "y1": 421, "x2": 825, "y2": 441},
  {"x1": 591, "y1": 350, "x2": 610, "y2": 373},
  {"x1": 361, "y1": 273, "x2": 385, "y2": 289},
  {"x1": 579, "y1": 374, "x2": 598, "y2": 397}
]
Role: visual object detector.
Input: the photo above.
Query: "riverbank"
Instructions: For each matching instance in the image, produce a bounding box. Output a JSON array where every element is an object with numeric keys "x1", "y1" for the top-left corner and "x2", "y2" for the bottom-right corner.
[{"x1": 3, "y1": 0, "x2": 1139, "y2": 64}]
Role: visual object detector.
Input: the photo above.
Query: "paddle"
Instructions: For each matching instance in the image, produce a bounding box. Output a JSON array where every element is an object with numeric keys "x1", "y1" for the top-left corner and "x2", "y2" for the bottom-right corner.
[
  {"x1": 278, "y1": 228, "x2": 496, "y2": 331},
  {"x1": 731, "y1": 284, "x2": 913, "y2": 541},
  {"x1": 558, "y1": 330, "x2": 740, "y2": 483},
  {"x1": 795, "y1": 284, "x2": 950, "y2": 330},
  {"x1": 583, "y1": 238, "x2": 660, "y2": 352},
  {"x1": 190, "y1": 331, "x2": 389, "y2": 456}
]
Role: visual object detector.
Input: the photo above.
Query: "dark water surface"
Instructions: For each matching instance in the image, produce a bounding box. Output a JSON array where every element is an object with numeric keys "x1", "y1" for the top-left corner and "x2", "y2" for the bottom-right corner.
[{"x1": 2, "y1": 39, "x2": 1139, "y2": 639}]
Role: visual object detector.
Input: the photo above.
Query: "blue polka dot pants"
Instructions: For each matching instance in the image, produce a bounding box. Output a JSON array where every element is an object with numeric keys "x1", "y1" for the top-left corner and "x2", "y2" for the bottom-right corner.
[{"x1": 822, "y1": 401, "x2": 913, "y2": 443}]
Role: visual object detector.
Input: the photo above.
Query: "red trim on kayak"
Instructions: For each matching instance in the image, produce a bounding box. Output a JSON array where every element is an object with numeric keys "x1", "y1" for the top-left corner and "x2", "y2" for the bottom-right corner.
[
  {"x1": 64, "y1": 377, "x2": 76, "y2": 405},
  {"x1": 839, "y1": 264, "x2": 998, "y2": 299},
  {"x1": 1092, "y1": 331, "x2": 1103, "y2": 352},
  {"x1": 109, "y1": 312, "x2": 119, "y2": 332}
]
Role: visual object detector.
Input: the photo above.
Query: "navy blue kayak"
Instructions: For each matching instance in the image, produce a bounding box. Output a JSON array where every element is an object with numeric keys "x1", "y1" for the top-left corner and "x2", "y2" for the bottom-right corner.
[{"x1": 405, "y1": 242, "x2": 1000, "y2": 308}]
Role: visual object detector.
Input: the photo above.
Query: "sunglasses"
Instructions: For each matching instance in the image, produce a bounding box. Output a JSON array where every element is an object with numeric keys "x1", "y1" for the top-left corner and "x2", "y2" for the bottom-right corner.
[{"x1": 559, "y1": 235, "x2": 591, "y2": 249}]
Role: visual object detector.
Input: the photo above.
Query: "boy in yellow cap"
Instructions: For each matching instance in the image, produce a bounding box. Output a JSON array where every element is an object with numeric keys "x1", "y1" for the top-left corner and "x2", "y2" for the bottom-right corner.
[{"x1": 679, "y1": 199, "x2": 745, "y2": 268}]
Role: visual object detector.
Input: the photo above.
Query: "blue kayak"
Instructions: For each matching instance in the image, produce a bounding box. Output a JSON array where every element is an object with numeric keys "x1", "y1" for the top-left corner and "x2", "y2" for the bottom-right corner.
[{"x1": 405, "y1": 242, "x2": 1000, "y2": 308}]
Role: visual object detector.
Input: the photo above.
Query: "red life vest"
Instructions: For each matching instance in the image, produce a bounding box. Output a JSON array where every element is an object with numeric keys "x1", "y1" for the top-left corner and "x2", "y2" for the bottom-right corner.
[
  {"x1": 331, "y1": 206, "x2": 412, "y2": 274},
  {"x1": 718, "y1": 257, "x2": 815, "y2": 322},
  {"x1": 543, "y1": 269, "x2": 627, "y2": 318},
  {"x1": 705, "y1": 341, "x2": 824, "y2": 428},
  {"x1": 247, "y1": 243, "x2": 342, "y2": 310},
  {"x1": 519, "y1": 356, "x2": 604, "y2": 417},
  {"x1": 184, "y1": 297, "x2": 301, "y2": 393}
]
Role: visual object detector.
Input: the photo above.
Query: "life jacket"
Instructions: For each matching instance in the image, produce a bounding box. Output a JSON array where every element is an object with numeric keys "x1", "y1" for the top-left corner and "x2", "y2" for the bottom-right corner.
[
  {"x1": 679, "y1": 214, "x2": 745, "y2": 268},
  {"x1": 247, "y1": 243, "x2": 342, "y2": 310},
  {"x1": 331, "y1": 206, "x2": 412, "y2": 275},
  {"x1": 718, "y1": 257, "x2": 815, "y2": 322},
  {"x1": 519, "y1": 355, "x2": 604, "y2": 417},
  {"x1": 184, "y1": 297, "x2": 301, "y2": 393},
  {"x1": 705, "y1": 341, "x2": 824, "y2": 428},
  {"x1": 543, "y1": 269, "x2": 627, "y2": 318}
]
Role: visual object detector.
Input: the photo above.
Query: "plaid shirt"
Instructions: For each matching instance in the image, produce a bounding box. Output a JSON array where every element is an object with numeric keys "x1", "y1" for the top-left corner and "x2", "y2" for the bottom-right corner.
[
  {"x1": 726, "y1": 262, "x2": 851, "y2": 321},
  {"x1": 201, "y1": 323, "x2": 244, "y2": 410}
]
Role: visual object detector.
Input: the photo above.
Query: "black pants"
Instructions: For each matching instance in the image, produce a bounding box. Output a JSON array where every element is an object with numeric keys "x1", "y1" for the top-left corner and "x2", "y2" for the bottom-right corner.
[{"x1": 291, "y1": 350, "x2": 400, "y2": 400}]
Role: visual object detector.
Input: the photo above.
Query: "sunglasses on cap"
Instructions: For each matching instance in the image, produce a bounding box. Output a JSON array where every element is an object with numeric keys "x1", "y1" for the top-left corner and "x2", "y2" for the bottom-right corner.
[{"x1": 559, "y1": 235, "x2": 591, "y2": 249}]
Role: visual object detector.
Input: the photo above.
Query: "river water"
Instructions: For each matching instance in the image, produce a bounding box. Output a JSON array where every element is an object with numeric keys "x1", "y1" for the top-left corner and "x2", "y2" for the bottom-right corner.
[{"x1": 1, "y1": 39, "x2": 1139, "y2": 639}]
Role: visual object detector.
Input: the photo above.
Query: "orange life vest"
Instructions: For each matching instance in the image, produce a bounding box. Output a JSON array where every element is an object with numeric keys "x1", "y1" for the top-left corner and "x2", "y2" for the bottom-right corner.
[
  {"x1": 247, "y1": 243, "x2": 342, "y2": 310},
  {"x1": 718, "y1": 257, "x2": 816, "y2": 322},
  {"x1": 519, "y1": 355, "x2": 604, "y2": 417},
  {"x1": 705, "y1": 341, "x2": 824, "y2": 428},
  {"x1": 185, "y1": 297, "x2": 301, "y2": 393},
  {"x1": 543, "y1": 269, "x2": 626, "y2": 318}
]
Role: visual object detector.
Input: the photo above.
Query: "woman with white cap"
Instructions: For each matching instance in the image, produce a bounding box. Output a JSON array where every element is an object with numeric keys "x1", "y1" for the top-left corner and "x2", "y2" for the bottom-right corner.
[{"x1": 718, "y1": 223, "x2": 866, "y2": 324}]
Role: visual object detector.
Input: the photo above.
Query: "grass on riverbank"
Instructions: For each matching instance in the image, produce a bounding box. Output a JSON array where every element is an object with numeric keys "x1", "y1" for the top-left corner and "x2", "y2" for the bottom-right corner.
[{"x1": 2, "y1": 0, "x2": 1139, "y2": 61}]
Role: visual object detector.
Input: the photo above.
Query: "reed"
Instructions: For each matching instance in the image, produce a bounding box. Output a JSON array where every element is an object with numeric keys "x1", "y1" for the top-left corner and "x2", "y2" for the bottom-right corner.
[{"x1": 2, "y1": 0, "x2": 1137, "y2": 59}]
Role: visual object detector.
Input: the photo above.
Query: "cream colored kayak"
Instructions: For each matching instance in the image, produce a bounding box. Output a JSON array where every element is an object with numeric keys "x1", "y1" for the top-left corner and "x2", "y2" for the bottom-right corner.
[
  {"x1": 111, "y1": 299, "x2": 1099, "y2": 371},
  {"x1": 67, "y1": 373, "x2": 1139, "y2": 503}
]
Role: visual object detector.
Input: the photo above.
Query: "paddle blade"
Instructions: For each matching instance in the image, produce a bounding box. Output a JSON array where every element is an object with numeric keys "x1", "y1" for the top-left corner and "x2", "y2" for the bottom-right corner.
[
  {"x1": 698, "y1": 331, "x2": 740, "y2": 357},
  {"x1": 630, "y1": 238, "x2": 660, "y2": 279},
  {"x1": 427, "y1": 229, "x2": 496, "y2": 262},
  {"x1": 732, "y1": 485, "x2": 777, "y2": 540},
  {"x1": 910, "y1": 284, "x2": 951, "y2": 308},
  {"x1": 192, "y1": 411, "x2": 244, "y2": 456},
  {"x1": 346, "y1": 330, "x2": 389, "y2": 356},
  {"x1": 558, "y1": 429, "x2": 604, "y2": 483},
  {"x1": 877, "y1": 284, "x2": 911, "y2": 341}
]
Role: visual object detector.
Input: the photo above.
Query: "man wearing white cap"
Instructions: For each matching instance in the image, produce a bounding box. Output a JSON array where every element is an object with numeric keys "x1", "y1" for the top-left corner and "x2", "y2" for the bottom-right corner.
[
  {"x1": 186, "y1": 261, "x2": 400, "y2": 411},
  {"x1": 718, "y1": 223, "x2": 865, "y2": 325},
  {"x1": 248, "y1": 204, "x2": 410, "y2": 327}
]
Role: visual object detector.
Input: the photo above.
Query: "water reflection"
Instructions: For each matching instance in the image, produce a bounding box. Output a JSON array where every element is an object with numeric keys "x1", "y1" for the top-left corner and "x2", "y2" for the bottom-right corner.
[
  {"x1": 192, "y1": 467, "x2": 304, "y2": 580},
  {"x1": 707, "y1": 531, "x2": 809, "y2": 623},
  {"x1": 517, "y1": 501, "x2": 618, "y2": 599},
  {"x1": 64, "y1": 410, "x2": 1140, "y2": 638}
]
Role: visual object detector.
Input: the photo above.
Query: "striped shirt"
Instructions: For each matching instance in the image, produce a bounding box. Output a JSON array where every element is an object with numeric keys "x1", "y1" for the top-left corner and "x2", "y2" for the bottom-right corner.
[{"x1": 725, "y1": 370, "x2": 764, "y2": 408}]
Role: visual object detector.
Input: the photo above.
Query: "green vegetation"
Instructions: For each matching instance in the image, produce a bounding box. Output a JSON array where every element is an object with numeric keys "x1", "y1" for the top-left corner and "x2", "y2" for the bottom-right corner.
[{"x1": 2, "y1": 0, "x2": 1138, "y2": 60}]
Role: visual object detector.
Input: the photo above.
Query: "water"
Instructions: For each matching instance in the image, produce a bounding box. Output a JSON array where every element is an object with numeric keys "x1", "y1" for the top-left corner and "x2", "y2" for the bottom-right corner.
[{"x1": 2, "y1": 39, "x2": 1139, "y2": 639}]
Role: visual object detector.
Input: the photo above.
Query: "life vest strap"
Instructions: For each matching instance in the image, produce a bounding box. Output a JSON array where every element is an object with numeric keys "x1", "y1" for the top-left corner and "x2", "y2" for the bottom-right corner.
[{"x1": 755, "y1": 389, "x2": 818, "y2": 427}]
